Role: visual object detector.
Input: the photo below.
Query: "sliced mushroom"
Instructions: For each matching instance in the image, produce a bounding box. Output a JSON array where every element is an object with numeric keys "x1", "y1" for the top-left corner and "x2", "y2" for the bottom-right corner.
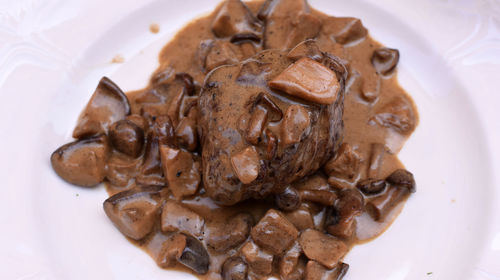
[
  {"x1": 240, "y1": 240, "x2": 274, "y2": 276},
  {"x1": 357, "y1": 178, "x2": 388, "y2": 195},
  {"x1": 175, "y1": 73, "x2": 195, "y2": 96},
  {"x1": 322, "y1": 17, "x2": 367, "y2": 45},
  {"x1": 246, "y1": 105, "x2": 268, "y2": 145},
  {"x1": 253, "y1": 92, "x2": 282, "y2": 122},
  {"x1": 280, "y1": 241, "x2": 302, "y2": 278},
  {"x1": 103, "y1": 185, "x2": 165, "y2": 240},
  {"x1": 109, "y1": 119, "x2": 145, "y2": 157},
  {"x1": 264, "y1": 129, "x2": 278, "y2": 160},
  {"x1": 51, "y1": 135, "x2": 108, "y2": 187},
  {"x1": 276, "y1": 186, "x2": 302, "y2": 211},
  {"x1": 206, "y1": 213, "x2": 253, "y2": 252},
  {"x1": 251, "y1": 209, "x2": 299, "y2": 255},
  {"x1": 230, "y1": 146, "x2": 260, "y2": 184},
  {"x1": 73, "y1": 77, "x2": 131, "y2": 138},
  {"x1": 371, "y1": 96, "x2": 416, "y2": 134},
  {"x1": 366, "y1": 185, "x2": 409, "y2": 222},
  {"x1": 285, "y1": 206, "x2": 314, "y2": 231},
  {"x1": 281, "y1": 104, "x2": 311, "y2": 146},
  {"x1": 287, "y1": 39, "x2": 323, "y2": 62},
  {"x1": 285, "y1": 12, "x2": 322, "y2": 49},
  {"x1": 269, "y1": 57, "x2": 340, "y2": 105},
  {"x1": 152, "y1": 115, "x2": 176, "y2": 146},
  {"x1": 211, "y1": 0, "x2": 262, "y2": 38},
  {"x1": 371, "y1": 47, "x2": 400, "y2": 75},
  {"x1": 178, "y1": 234, "x2": 210, "y2": 274},
  {"x1": 323, "y1": 143, "x2": 361, "y2": 181},
  {"x1": 222, "y1": 256, "x2": 248, "y2": 280},
  {"x1": 175, "y1": 116, "x2": 198, "y2": 152},
  {"x1": 105, "y1": 152, "x2": 141, "y2": 187},
  {"x1": 136, "y1": 135, "x2": 165, "y2": 187},
  {"x1": 160, "y1": 146, "x2": 201, "y2": 199},
  {"x1": 260, "y1": 0, "x2": 311, "y2": 49},
  {"x1": 205, "y1": 41, "x2": 241, "y2": 72},
  {"x1": 386, "y1": 169, "x2": 416, "y2": 193},
  {"x1": 161, "y1": 201, "x2": 204, "y2": 237},
  {"x1": 299, "y1": 229, "x2": 347, "y2": 269},
  {"x1": 299, "y1": 189, "x2": 337, "y2": 206},
  {"x1": 305, "y1": 260, "x2": 349, "y2": 280},
  {"x1": 326, "y1": 189, "x2": 364, "y2": 239},
  {"x1": 156, "y1": 232, "x2": 187, "y2": 268}
]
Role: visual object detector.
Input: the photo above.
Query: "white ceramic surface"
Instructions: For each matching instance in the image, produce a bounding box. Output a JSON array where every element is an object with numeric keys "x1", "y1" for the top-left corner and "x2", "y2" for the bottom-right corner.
[{"x1": 1, "y1": 0, "x2": 499, "y2": 279}]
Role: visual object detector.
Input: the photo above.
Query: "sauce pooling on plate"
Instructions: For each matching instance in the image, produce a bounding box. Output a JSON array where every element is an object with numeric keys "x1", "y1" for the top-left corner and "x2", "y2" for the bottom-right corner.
[{"x1": 50, "y1": 0, "x2": 418, "y2": 279}]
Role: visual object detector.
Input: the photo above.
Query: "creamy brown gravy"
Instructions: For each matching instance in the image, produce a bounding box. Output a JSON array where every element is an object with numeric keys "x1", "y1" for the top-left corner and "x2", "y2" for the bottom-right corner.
[
  {"x1": 101, "y1": 0, "x2": 419, "y2": 279},
  {"x1": 48, "y1": 0, "x2": 418, "y2": 279}
]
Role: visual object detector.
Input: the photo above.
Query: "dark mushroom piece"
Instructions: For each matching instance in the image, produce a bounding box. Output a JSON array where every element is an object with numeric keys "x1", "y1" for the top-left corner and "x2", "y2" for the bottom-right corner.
[
  {"x1": 230, "y1": 33, "x2": 261, "y2": 44},
  {"x1": 152, "y1": 115, "x2": 175, "y2": 146},
  {"x1": 386, "y1": 169, "x2": 416, "y2": 193},
  {"x1": 109, "y1": 119, "x2": 145, "y2": 158},
  {"x1": 206, "y1": 213, "x2": 253, "y2": 252},
  {"x1": 357, "y1": 178, "x2": 388, "y2": 195},
  {"x1": 366, "y1": 185, "x2": 409, "y2": 222},
  {"x1": 51, "y1": 135, "x2": 108, "y2": 187},
  {"x1": 175, "y1": 73, "x2": 195, "y2": 96},
  {"x1": 221, "y1": 257, "x2": 248, "y2": 280},
  {"x1": 371, "y1": 47, "x2": 400, "y2": 75},
  {"x1": 175, "y1": 110, "x2": 198, "y2": 152},
  {"x1": 178, "y1": 234, "x2": 210, "y2": 275},
  {"x1": 276, "y1": 186, "x2": 302, "y2": 211},
  {"x1": 136, "y1": 134, "x2": 165, "y2": 187},
  {"x1": 73, "y1": 77, "x2": 131, "y2": 138},
  {"x1": 103, "y1": 185, "x2": 165, "y2": 240},
  {"x1": 326, "y1": 189, "x2": 364, "y2": 239}
]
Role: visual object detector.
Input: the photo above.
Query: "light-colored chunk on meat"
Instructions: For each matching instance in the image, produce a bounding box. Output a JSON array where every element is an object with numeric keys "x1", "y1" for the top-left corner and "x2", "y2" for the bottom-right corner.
[
  {"x1": 269, "y1": 57, "x2": 339, "y2": 105},
  {"x1": 251, "y1": 209, "x2": 299, "y2": 254},
  {"x1": 161, "y1": 201, "x2": 204, "y2": 237},
  {"x1": 231, "y1": 146, "x2": 260, "y2": 184},
  {"x1": 299, "y1": 229, "x2": 347, "y2": 269}
]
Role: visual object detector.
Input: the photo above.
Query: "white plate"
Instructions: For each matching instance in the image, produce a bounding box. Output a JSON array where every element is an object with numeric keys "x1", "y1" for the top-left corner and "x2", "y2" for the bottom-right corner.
[{"x1": 1, "y1": 0, "x2": 499, "y2": 279}]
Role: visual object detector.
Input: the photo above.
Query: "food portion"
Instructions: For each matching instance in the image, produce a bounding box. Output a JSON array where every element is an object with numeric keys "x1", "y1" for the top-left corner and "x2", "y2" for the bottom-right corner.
[{"x1": 50, "y1": 0, "x2": 418, "y2": 279}]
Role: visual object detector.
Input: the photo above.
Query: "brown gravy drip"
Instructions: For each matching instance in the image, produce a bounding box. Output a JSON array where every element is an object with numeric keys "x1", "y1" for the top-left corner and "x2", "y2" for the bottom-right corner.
[{"x1": 103, "y1": 1, "x2": 418, "y2": 279}]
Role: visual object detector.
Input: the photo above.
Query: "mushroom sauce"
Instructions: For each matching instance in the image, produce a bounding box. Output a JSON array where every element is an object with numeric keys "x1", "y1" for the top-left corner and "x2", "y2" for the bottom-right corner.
[{"x1": 50, "y1": 0, "x2": 418, "y2": 279}]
